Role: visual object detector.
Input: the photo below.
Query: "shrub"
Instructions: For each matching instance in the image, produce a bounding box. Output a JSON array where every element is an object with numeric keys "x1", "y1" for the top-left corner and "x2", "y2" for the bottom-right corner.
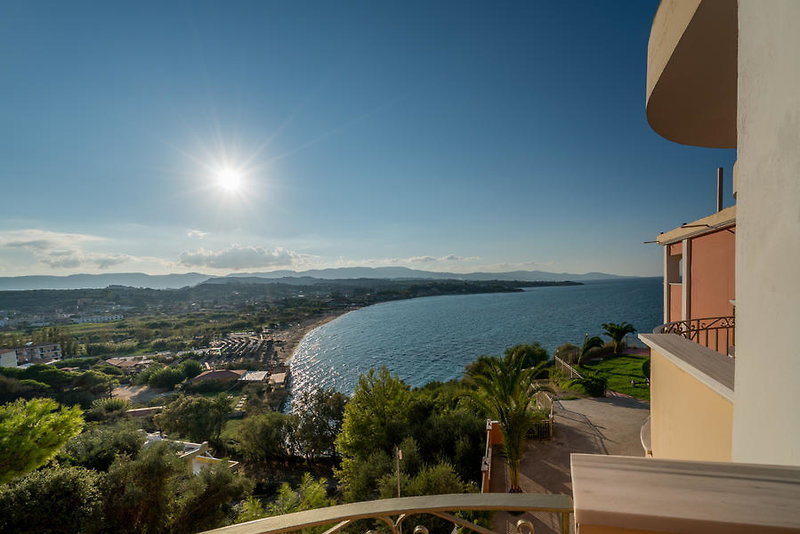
[
  {"x1": 582, "y1": 342, "x2": 615, "y2": 362},
  {"x1": 0, "y1": 375, "x2": 51, "y2": 403},
  {"x1": 155, "y1": 394, "x2": 230, "y2": 443},
  {"x1": 578, "y1": 374, "x2": 607, "y2": 397},
  {"x1": 504, "y1": 343, "x2": 549, "y2": 368},
  {"x1": 179, "y1": 359, "x2": 203, "y2": 379},
  {"x1": 61, "y1": 422, "x2": 143, "y2": 471},
  {"x1": 642, "y1": 358, "x2": 651, "y2": 379},
  {"x1": 183, "y1": 379, "x2": 236, "y2": 394},
  {"x1": 84, "y1": 397, "x2": 130, "y2": 422},
  {"x1": 148, "y1": 367, "x2": 185, "y2": 390},
  {"x1": 54, "y1": 357, "x2": 100, "y2": 369}
]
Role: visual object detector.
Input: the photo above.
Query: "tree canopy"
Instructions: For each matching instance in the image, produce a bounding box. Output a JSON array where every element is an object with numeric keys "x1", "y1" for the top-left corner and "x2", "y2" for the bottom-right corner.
[
  {"x1": 504, "y1": 343, "x2": 549, "y2": 368},
  {"x1": 578, "y1": 334, "x2": 605, "y2": 366},
  {"x1": 292, "y1": 387, "x2": 347, "y2": 461},
  {"x1": 467, "y1": 352, "x2": 547, "y2": 492},
  {"x1": 61, "y1": 421, "x2": 143, "y2": 471},
  {"x1": 154, "y1": 394, "x2": 231, "y2": 443},
  {"x1": 602, "y1": 322, "x2": 637, "y2": 354},
  {"x1": 0, "y1": 397, "x2": 84, "y2": 484},
  {"x1": 236, "y1": 411, "x2": 294, "y2": 462},
  {"x1": 335, "y1": 367, "x2": 411, "y2": 461},
  {"x1": 0, "y1": 465, "x2": 104, "y2": 533}
]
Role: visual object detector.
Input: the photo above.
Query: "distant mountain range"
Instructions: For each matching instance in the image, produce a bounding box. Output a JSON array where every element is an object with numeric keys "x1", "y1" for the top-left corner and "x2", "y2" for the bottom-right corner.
[{"x1": 0, "y1": 267, "x2": 637, "y2": 291}]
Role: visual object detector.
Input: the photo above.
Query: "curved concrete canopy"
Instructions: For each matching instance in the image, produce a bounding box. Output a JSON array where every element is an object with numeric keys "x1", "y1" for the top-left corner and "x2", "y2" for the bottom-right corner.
[{"x1": 646, "y1": 0, "x2": 737, "y2": 148}]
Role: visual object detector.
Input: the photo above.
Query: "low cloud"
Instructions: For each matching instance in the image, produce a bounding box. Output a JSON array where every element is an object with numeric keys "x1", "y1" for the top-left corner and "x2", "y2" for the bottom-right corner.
[
  {"x1": 39, "y1": 251, "x2": 132, "y2": 270},
  {"x1": 93, "y1": 254, "x2": 132, "y2": 269},
  {"x1": 0, "y1": 229, "x2": 99, "y2": 252},
  {"x1": 406, "y1": 254, "x2": 479, "y2": 264},
  {"x1": 0, "y1": 229, "x2": 146, "y2": 271},
  {"x1": 178, "y1": 245, "x2": 298, "y2": 270},
  {"x1": 325, "y1": 254, "x2": 482, "y2": 269},
  {"x1": 442, "y1": 254, "x2": 479, "y2": 262},
  {"x1": 408, "y1": 256, "x2": 437, "y2": 263},
  {"x1": 187, "y1": 230, "x2": 208, "y2": 239},
  {"x1": 41, "y1": 255, "x2": 83, "y2": 269}
]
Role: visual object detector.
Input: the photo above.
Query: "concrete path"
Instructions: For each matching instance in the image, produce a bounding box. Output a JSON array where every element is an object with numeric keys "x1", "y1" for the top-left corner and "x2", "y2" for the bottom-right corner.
[{"x1": 491, "y1": 396, "x2": 650, "y2": 534}]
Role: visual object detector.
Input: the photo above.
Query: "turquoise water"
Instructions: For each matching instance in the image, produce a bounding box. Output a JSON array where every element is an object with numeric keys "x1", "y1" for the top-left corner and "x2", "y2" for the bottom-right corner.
[{"x1": 289, "y1": 278, "x2": 661, "y2": 398}]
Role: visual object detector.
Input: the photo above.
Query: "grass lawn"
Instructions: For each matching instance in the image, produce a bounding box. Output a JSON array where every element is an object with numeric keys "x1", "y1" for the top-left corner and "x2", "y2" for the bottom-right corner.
[{"x1": 582, "y1": 354, "x2": 651, "y2": 401}]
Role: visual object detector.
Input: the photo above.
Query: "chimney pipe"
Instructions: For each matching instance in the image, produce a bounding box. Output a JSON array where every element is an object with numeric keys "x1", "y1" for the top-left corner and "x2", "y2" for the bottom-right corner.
[{"x1": 716, "y1": 167, "x2": 724, "y2": 212}]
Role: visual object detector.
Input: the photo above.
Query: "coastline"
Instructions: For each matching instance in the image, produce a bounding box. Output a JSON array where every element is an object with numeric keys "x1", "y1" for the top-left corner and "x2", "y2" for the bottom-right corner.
[{"x1": 274, "y1": 307, "x2": 358, "y2": 366}]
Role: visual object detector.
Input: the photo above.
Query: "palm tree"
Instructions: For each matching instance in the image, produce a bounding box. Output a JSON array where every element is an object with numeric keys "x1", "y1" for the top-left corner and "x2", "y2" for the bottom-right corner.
[
  {"x1": 578, "y1": 333, "x2": 604, "y2": 366},
  {"x1": 601, "y1": 322, "x2": 637, "y2": 354},
  {"x1": 467, "y1": 352, "x2": 547, "y2": 492}
]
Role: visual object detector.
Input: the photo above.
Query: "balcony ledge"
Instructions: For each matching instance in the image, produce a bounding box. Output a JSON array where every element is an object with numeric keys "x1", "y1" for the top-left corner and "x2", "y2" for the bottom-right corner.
[
  {"x1": 571, "y1": 454, "x2": 800, "y2": 533},
  {"x1": 203, "y1": 493, "x2": 574, "y2": 534},
  {"x1": 639, "y1": 333, "x2": 733, "y2": 401}
]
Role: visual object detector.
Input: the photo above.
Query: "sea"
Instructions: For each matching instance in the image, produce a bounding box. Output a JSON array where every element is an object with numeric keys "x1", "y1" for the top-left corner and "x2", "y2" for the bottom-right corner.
[{"x1": 288, "y1": 277, "x2": 662, "y2": 401}]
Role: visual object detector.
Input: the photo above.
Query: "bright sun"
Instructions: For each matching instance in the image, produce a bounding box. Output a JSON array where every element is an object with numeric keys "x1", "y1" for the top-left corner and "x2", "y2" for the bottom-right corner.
[{"x1": 216, "y1": 168, "x2": 242, "y2": 192}]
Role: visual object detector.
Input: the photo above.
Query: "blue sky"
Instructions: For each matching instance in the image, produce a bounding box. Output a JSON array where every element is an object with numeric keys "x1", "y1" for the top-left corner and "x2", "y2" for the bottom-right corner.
[{"x1": 0, "y1": 1, "x2": 736, "y2": 277}]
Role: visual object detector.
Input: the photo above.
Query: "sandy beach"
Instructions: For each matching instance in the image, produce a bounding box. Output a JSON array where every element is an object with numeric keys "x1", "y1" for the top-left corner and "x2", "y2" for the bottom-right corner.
[{"x1": 273, "y1": 308, "x2": 356, "y2": 365}]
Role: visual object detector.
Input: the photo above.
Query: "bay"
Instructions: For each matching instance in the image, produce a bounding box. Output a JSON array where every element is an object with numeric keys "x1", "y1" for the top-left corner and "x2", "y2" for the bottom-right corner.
[{"x1": 289, "y1": 278, "x2": 662, "y2": 400}]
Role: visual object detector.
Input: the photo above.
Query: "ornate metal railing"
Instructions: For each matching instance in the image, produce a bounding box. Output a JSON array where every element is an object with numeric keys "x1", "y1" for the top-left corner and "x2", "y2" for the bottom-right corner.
[
  {"x1": 203, "y1": 493, "x2": 574, "y2": 534},
  {"x1": 654, "y1": 316, "x2": 735, "y2": 356},
  {"x1": 526, "y1": 392, "x2": 554, "y2": 440}
]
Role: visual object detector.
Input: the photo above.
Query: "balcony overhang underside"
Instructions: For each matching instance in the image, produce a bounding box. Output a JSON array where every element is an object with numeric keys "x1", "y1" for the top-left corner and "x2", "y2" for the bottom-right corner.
[
  {"x1": 657, "y1": 205, "x2": 736, "y2": 245},
  {"x1": 646, "y1": 0, "x2": 737, "y2": 148}
]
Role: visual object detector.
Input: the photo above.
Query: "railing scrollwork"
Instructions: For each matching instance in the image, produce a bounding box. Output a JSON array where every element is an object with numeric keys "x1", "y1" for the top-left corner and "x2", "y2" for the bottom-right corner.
[{"x1": 654, "y1": 315, "x2": 735, "y2": 356}]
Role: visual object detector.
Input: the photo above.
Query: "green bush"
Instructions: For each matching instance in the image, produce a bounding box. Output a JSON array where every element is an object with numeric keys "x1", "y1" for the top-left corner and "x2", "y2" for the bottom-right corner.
[
  {"x1": 0, "y1": 466, "x2": 104, "y2": 533},
  {"x1": 179, "y1": 359, "x2": 203, "y2": 379},
  {"x1": 183, "y1": 379, "x2": 235, "y2": 394},
  {"x1": 148, "y1": 367, "x2": 185, "y2": 390},
  {"x1": 582, "y1": 342, "x2": 615, "y2": 362},
  {"x1": 504, "y1": 343, "x2": 549, "y2": 368},
  {"x1": 54, "y1": 357, "x2": 100, "y2": 369},
  {"x1": 578, "y1": 374, "x2": 607, "y2": 397},
  {"x1": 84, "y1": 397, "x2": 129, "y2": 422},
  {"x1": 642, "y1": 358, "x2": 651, "y2": 379},
  {"x1": 61, "y1": 422, "x2": 142, "y2": 471}
]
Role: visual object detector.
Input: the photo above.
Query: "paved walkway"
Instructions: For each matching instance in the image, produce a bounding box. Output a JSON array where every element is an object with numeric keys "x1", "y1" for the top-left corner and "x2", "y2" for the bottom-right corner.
[{"x1": 491, "y1": 396, "x2": 650, "y2": 534}]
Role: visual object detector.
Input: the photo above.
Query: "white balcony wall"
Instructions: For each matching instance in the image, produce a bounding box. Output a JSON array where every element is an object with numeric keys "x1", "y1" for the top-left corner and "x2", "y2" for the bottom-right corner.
[{"x1": 733, "y1": 0, "x2": 800, "y2": 466}]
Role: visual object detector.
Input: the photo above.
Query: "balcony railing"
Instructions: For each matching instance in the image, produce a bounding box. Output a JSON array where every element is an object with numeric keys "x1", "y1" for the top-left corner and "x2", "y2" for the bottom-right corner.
[
  {"x1": 654, "y1": 315, "x2": 735, "y2": 356},
  {"x1": 203, "y1": 493, "x2": 574, "y2": 534}
]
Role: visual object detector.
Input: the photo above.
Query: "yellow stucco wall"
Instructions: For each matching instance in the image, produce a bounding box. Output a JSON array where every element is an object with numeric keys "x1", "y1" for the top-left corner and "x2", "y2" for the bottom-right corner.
[{"x1": 650, "y1": 350, "x2": 733, "y2": 461}]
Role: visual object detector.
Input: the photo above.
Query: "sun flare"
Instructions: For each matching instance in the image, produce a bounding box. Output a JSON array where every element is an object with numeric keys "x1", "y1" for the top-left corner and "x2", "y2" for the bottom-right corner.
[{"x1": 216, "y1": 168, "x2": 242, "y2": 192}]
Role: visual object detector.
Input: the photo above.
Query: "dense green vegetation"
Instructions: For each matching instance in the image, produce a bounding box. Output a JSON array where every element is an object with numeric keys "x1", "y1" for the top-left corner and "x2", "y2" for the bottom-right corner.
[
  {"x1": 0, "y1": 398, "x2": 84, "y2": 483},
  {"x1": 466, "y1": 352, "x2": 549, "y2": 492},
  {"x1": 0, "y1": 365, "x2": 116, "y2": 406},
  {"x1": 0, "y1": 310, "x2": 649, "y2": 533}
]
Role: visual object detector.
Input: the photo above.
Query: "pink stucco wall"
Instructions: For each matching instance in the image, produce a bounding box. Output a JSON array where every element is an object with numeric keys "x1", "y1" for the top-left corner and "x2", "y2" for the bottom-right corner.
[
  {"x1": 690, "y1": 228, "x2": 736, "y2": 319},
  {"x1": 669, "y1": 284, "x2": 682, "y2": 323}
]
